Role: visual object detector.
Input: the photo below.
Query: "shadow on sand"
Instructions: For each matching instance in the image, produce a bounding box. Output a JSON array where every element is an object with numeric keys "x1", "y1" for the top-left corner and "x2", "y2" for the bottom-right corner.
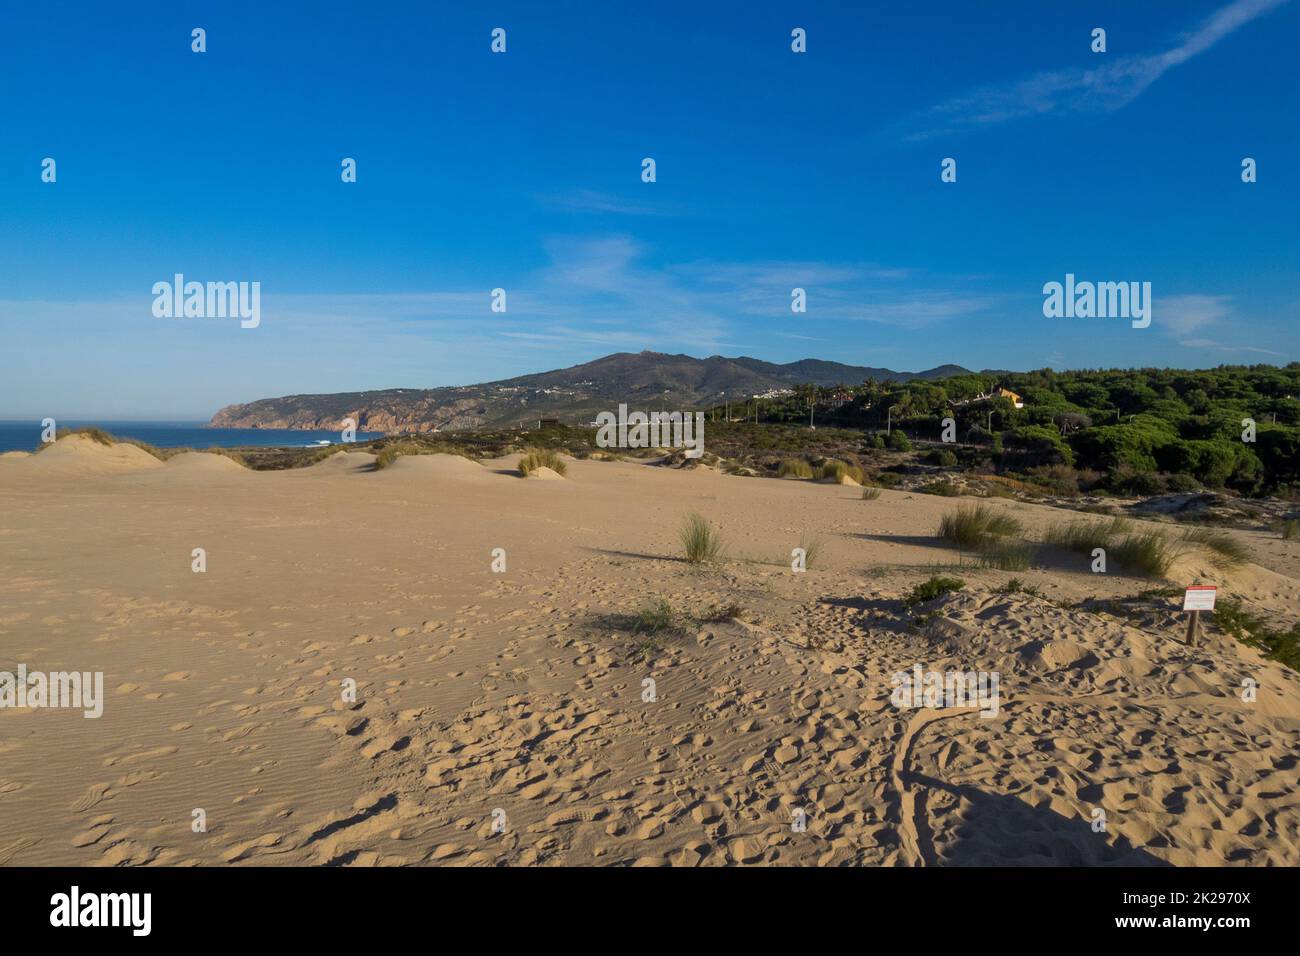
[{"x1": 904, "y1": 771, "x2": 1171, "y2": 866}]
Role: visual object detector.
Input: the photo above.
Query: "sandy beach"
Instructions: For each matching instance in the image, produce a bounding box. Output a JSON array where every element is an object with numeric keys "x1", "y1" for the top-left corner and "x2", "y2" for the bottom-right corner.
[{"x1": 0, "y1": 434, "x2": 1296, "y2": 866}]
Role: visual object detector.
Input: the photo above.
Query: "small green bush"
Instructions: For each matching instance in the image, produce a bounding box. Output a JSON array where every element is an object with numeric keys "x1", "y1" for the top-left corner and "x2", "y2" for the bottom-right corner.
[
  {"x1": 777, "y1": 458, "x2": 813, "y2": 478},
  {"x1": 903, "y1": 576, "x2": 966, "y2": 608},
  {"x1": 886, "y1": 430, "x2": 912, "y2": 452}
]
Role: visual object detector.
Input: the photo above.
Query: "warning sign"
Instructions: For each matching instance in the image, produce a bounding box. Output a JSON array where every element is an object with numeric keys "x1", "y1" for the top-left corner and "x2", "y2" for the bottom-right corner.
[{"x1": 1183, "y1": 585, "x2": 1217, "y2": 612}]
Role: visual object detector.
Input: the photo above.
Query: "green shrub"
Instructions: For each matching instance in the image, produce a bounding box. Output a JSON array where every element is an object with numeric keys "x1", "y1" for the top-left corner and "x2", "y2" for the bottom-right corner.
[
  {"x1": 928, "y1": 449, "x2": 958, "y2": 468},
  {"x1": 679, "y1": 512, "x2": 726, "y2": 564},
  {"x1": 918, "y1": 480, "x2": 961, "y2": 497},
  {"x1": 903, "y1": 576, "x2": 966, "y2": 608},
  {"x1": 886, "y1": 430, "x2": 912, "y2": 452},
  {"x1": 995, "y1": 577, "x2": 1042, "y2": 597},
  {"x1": 777, "y1": 458, "x2": 813, "y2": 478},
  {"x1": 1212, "y1": 599, "x2": 1300, "y2": 672}
]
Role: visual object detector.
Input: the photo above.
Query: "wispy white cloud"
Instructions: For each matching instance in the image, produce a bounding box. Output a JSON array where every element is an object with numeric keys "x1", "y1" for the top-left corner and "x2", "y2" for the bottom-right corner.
[
  {"x1": 533, "y1": 188, "x2": 683, "y2": 218},
  {"x1": 907, "y1": 0, "x2": 1289, "y2": 139},
  {"x1": 1158, "y1": 293, "x2": 1234, "y2": 335},
  {"x1": 1179, "y1": 337, "x2": 1284, "y2": 356}
]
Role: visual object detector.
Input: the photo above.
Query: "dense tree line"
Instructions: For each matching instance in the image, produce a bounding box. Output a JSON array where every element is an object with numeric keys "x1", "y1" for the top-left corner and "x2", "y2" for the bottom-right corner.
[{"x1": 753, "y1": 365, "x2": 1300, "y2": 495}]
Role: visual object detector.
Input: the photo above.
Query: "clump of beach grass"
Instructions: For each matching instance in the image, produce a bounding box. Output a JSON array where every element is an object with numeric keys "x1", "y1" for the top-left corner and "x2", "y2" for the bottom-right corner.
[
  {"x1": 777, "y1": 459, "x2": 814, "y2": 479},
  {"x1": 33, "y1": 426, "x2": 117, "y2": 452},
  {"x1": 518, "y1": 447, "x2": 567, "y2": 477},
  {"x1": 1111, "y1": 532, "x2": 1186, "y2": 579},
  {"x1": 1278, "y1": 519, "x2": 1300, "y2": 541},
  {"x1": 1179, "y1": 527, "x2": 1250, "y2": 569},
  {"x1": 815, "y1": 459, "x2": 865, "y2": 484},
  {"x1": 374, "y1": 442, "x2": 424, "y2": 470},
  {"x1": 937, "y1": 504, "x2": 1024, "y2": 550},
  {"x1": 1043, "y1": 516, "x2": 1131, "y2": 555},
  {"x1": 976, "y1": 538, "x2": 1035, "y2": 571},
  {"x1": 797, "y1": 535, "x2": 826, "y2": 569},
  {"x1": 679, "y1": 512, "x2": 726, "y2": 564},
  {"x1": 861, "y1": 486, "x2": 882, "y2": 500}
]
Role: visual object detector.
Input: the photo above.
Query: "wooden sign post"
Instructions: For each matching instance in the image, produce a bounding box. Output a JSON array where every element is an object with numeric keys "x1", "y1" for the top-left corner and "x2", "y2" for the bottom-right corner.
[{"x1": 1182, "y1": 585, "x2": 1217, "y2": 646}]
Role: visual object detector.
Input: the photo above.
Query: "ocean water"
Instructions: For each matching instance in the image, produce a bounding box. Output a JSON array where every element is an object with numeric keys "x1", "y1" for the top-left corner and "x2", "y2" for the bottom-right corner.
[{"x1": 0, "y1": 421, "x2": 385, "y2": 454}]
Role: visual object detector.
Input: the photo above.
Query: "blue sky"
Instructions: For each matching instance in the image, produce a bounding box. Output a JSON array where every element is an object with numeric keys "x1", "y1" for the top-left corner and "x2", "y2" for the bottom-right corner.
[{"x1": 2, "y1": 0, "x2": 1297, "y2": 418}]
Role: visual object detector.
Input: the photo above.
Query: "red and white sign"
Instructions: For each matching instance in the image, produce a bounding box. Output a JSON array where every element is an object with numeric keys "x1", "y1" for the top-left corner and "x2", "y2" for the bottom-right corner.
[{"x1": 1183, "y1": 585, "x2": 1217, "y2": 612}]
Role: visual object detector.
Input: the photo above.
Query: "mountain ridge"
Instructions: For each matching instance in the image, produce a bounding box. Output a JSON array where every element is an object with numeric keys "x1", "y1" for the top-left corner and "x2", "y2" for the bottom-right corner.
[{"x1": 207, "y1": 351, "x2": 973, "y2": 432}]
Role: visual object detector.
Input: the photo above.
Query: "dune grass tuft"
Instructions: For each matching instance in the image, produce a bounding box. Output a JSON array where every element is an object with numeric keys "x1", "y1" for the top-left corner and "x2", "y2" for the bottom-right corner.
[
  {"x1": 34, "y1": 426, "x2": 117, "y2": 452},
  {"x1": 374, "y1": 442, "x2": 423, "y2": 470},
  {"x1": 1043, "y1": 517, "x2": 1131, "y2": 555},
  {"x1": 1180, "y1": 527, "x2": 1250, "y2": 568},
  {"x1": 1111, "y1": 532, "x2": 1185, "y2": 579},
  {"x1": 777, "y1": 458, "x2": 814, "y2": 479},
  {"x1": 937, "y1": 503, "x2": 1023, "y2": 550},
  {"x1": 976, "y1": 537, "x2": 1035, "y2": 571},
  {"x1": 679, "y1": 511, "x2": 726, "y2": 564},
  {"x1": 518, "y1": 447, "x2": 567, "y2": 476},
  {"x1": 815, "y1": 459, "x2": 865, "y2": 484},
  {"x1": 861, "y1": 486, "x2": 882, "y2": 500},
  {"x1": 797, "y1": 535, "x2": 825, "y2": 569}
]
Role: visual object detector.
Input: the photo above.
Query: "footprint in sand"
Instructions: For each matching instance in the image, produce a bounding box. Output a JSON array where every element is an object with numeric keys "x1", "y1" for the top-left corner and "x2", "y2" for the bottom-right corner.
[
  {"x1": 71, "y1": 782, "x2": 113, "y2": 812},
  {"x1": 0, "y1": 838, "x2": 39, "y2": 865},
  {"x1": 71, "y1": 816, "x2": 115, "y2": 848}
]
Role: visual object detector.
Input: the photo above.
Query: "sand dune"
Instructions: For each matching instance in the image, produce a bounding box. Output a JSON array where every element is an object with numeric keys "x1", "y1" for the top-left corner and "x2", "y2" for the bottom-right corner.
[
  {"x1": 379, "y1": 453, "x2": 501, "y2": 481},
  {"x1": 15, "y1": 434, "x2": 163, "y2": 476},
  {"x1": 162, "y1": 451, "x2": 247, "y2": 471},
  {"x1": 293, "y1": 450, "x2": 378, "y2": 476},
  {"x1": 1, "y1": 444, "x2": 1297, "y2": 866}
]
